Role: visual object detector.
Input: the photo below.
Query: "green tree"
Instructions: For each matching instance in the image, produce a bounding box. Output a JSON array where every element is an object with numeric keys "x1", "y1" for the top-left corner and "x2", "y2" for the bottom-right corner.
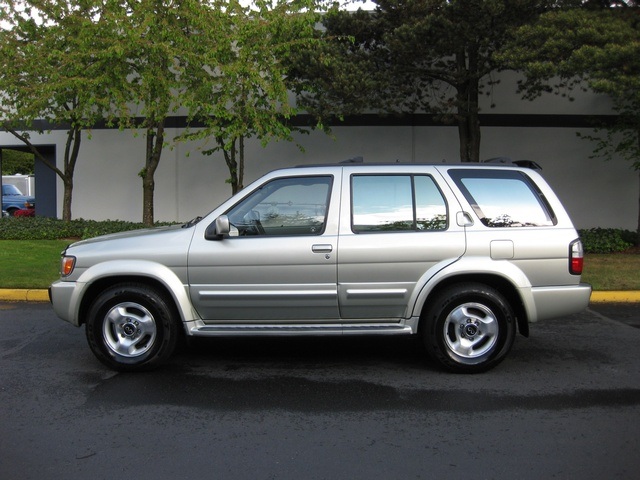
[
  {"x1": 181, "y1": 0, "x2": 324, "y2": 194},
  {"x1": 504, "y1": 4, "x2": 640, "y2": 241},
  {"x1": 0, "y1": 0, "x2": 118, "y2": 221},
  {"x1": 104, "y1": 0, "x2": 232, "y2": 225},
  {"x1": 291, "y1": 0, "x2": 549, "y2": 162},
  {"x1": 0, "y1": 150, "x2": 34, "y2": 175}
]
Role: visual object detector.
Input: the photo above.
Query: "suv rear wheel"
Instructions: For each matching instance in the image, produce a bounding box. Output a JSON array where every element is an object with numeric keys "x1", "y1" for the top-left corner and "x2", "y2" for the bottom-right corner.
[
  {"x1": 85, "y1": 283, "x2": 179, "y2": 371},
  {"x1": 422, "y1": 282, "x2": 516, "y2": 373}
]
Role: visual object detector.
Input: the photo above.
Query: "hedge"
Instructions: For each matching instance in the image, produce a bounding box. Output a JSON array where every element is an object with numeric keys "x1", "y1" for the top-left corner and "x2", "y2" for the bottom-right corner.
[{"x1": 0, "y1": 217, "x2": 176, "y2": 240}]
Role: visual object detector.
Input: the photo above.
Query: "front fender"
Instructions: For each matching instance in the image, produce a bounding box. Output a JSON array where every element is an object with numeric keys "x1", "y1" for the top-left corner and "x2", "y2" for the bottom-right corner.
[{"x1": 68, "y1": 260, "x2": 199, "y2": 326}]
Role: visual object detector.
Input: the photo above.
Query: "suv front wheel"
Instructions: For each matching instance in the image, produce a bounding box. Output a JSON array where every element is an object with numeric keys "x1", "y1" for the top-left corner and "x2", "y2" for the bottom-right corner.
[
  {"x1": 422, "y1": 283, "x2": 516, "y2": 373},
  {"x1": 85, "y1": 283, "x2": 179, "y2": 371}
]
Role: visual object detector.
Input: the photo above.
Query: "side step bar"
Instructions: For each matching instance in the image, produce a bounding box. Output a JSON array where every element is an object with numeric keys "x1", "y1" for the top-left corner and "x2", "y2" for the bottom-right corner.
[{"x1": 188, "y1": 323, "x2": 414, "y2": 337}]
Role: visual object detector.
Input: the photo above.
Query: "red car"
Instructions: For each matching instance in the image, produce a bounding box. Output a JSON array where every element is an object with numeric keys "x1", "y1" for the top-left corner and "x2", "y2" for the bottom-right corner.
[{"x1": 14, "y1": 208, "x2": 35, "y2": 217}]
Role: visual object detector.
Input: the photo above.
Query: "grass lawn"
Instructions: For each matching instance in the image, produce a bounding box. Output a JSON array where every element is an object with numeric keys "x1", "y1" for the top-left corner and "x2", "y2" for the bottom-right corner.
[
  {"x1": 0, "y1": 240, "x2": 639, "y2": 291},
  {"x1": 0, "y1": 240, "x2": 70, "y2": 289},
  {"x1": 582, "y1": 253, "x2": 640, "y2": 291}
]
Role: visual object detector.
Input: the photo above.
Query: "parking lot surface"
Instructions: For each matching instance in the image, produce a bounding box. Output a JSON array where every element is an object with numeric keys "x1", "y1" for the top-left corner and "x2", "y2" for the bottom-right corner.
[{"x1": 1, "y1": 302, "x2": 639, "y2": 480}]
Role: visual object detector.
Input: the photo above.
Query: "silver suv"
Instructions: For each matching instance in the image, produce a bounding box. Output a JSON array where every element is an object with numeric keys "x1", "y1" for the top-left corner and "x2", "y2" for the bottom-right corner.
[{"x1": 49, "y1": 163, "x2": 591, "y2": 373}]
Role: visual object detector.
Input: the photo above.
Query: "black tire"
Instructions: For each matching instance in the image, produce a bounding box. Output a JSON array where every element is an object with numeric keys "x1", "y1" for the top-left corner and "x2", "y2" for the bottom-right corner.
[
  {"x1": 85, "y1": 283, "x2": 179, "y2": 372},
  {"x1": 422, "y1": 282, "x2": 516, "y2": 373}
]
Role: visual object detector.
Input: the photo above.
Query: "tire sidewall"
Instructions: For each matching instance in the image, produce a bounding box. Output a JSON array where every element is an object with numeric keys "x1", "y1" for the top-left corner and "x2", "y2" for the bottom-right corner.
[
  {"x1": 424, "y1": 283, "x2": 516, "y2": 373},
  {"x1": 86, "y1": 284, "x2": 177, "y2": 371}
]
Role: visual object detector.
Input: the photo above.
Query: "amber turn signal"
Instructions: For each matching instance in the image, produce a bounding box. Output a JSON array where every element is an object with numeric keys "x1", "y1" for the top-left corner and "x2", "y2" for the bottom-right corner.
[{"x1": 61, "y1": 256, "x2": 76, "y2": 277}]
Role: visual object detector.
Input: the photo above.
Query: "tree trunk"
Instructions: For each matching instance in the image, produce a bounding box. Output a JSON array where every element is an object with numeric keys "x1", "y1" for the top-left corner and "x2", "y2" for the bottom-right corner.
[
  {"x1": 142, "y1": 123, "x2": 165, "y2": 226},
  {"x1": 457, "y1": 106, "x2": 470, "y2": 162},
  {"x1": 61, "y1": 126, "x2": 82, "y2": 222},
  {"x1": 457, "y1": 109, "x2": 481, "y2": 163},
  {"x1": 142, "y1": 171, "x2": 155, "y2": 226},
  {"x1": 455, "y1": 49, "x2": 481, "y2": 163},
  {"x1": 238, "y1": 135, "x2": 245, "y2": 192},
  {"x1": 220, "y1": 137, "x2": 239, "y2": 195},
  {"x1": 62, "y1": 176, "x2": 73, "y2": 222}
]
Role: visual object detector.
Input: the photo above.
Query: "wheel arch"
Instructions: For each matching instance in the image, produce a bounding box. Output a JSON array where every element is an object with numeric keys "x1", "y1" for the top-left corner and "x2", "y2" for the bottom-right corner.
[
  {"x1": 79, "y1": 277, "x2": 170, "y2": 325},
  {"x1": 416, "y1": 273, "x2": 530, "y2": 337},
  {"x1": 73, "y1": 261, "x2": 199, "y2": 330}
]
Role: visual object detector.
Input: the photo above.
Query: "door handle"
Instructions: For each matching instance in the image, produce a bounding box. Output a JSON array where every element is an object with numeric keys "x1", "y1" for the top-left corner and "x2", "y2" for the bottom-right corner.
[{"x1": 312, "y1": 244, "x2": 333, "y2": 253}]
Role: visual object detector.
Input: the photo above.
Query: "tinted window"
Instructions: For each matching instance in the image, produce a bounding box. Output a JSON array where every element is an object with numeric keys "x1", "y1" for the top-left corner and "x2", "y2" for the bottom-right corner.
[
  {"x1": 226, "y1": 176, "x2": 332, "y2": 236},
  {"x1": 352, "y1": 175, "x2": 447, "y2": 232},
  {"x1": 449, "y1": 169, "x2": 556, "y2": 227}
]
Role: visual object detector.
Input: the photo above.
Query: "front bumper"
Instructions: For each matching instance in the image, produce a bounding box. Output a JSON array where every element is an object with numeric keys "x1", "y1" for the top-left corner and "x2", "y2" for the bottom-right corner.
[{"x1": 49, "y1": 280, "x2": 82, "y2": 327}]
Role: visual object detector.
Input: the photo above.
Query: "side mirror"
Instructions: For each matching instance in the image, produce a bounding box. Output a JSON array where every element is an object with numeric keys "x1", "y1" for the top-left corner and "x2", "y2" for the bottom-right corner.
[{"x1": 205, "y1": 215, "x2": 230, "y2": 240}]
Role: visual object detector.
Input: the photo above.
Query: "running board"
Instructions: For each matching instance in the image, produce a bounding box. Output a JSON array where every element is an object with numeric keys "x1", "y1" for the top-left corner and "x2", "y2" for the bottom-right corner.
[{"x1": 188, "y1": 323, "x2": 414, "y2": 337}]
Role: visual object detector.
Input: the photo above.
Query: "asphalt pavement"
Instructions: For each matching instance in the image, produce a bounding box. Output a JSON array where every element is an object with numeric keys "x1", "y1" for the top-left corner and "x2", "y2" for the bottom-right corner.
[
  {"x1": 589, "y1": 301, "x2": 640, "y2": 328},
  {"x1": 1, "y1": 301, "x2": 639, "y2": 480}
]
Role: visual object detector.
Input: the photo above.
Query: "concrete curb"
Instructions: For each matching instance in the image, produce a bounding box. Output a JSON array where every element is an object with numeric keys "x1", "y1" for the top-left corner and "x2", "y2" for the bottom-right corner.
[
  {"x1": 0, "y1": 289, "x2": 50, "y2": 302},
  {"x1": 1, "y1": 289, "x2": 639, "y2": 303},
  {"x1": 590, "y1": 291, "x2": 640, "y2": 303}
]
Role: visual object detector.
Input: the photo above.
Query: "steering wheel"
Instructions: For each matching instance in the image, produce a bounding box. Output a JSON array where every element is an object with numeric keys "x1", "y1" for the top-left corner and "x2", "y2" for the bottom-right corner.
[{"x1": 244, "y1": 210, "x2": 265, "y2": 236}]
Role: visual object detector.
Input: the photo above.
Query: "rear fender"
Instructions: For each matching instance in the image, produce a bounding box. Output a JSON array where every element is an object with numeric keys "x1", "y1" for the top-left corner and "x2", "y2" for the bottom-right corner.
[{"x1": 410, "y1": 257, "x2": 536, "y2": 321}]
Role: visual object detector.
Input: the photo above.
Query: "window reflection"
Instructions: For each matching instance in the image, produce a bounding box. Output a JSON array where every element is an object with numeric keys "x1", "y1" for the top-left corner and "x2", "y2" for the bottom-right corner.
[
  {"x1": 352, "y1": 175, "x2": 447, "y2": 232},
  {"x1": 226, "y1": 176, "x2": 332, "y2": 236},
  {"x1": 450, "y1": 170, "x2": 555, "y2": 227}
]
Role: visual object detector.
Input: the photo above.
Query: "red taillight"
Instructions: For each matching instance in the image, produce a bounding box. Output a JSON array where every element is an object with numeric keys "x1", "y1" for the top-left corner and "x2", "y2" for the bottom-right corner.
[{"x1": 569, "y1": 239, "x2": 584, "y2": 275}]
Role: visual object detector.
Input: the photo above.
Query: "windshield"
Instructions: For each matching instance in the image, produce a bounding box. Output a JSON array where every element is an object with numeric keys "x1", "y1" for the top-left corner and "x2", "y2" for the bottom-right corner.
[{"x1": 2, "y1": 184, "x2": 23, "y2": 196}]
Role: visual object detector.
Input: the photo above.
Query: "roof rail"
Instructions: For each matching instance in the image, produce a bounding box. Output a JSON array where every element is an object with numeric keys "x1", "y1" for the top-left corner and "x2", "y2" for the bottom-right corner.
[
  {"x1": 340, "y1": 156, "x2": 364, "y2": 164},
  {"x1": 483, "y1": 157, "x2": 542, "y2": 170}
]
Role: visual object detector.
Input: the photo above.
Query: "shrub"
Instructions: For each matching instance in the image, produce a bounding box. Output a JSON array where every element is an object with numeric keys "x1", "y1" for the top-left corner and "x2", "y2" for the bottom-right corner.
[
  {"x1": 619, "y1": 229, "x2": 639, "y2": 247},
  {"x1": 0, "y1": 217, "x2": 177, "y2": 241},
  {"x1": 579, "y1": 228, "x2": 634, "y2": 254}
]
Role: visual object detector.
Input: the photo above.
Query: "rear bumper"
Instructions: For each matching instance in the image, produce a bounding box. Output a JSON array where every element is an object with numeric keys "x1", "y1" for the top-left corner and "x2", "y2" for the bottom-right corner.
[{"x1": 530, "y1": 283, "x2": 592, "y2": 321}]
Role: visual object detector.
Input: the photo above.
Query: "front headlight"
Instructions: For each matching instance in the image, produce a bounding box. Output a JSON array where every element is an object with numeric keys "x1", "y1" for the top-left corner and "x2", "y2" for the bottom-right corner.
[{"x1": 61, "y1": 256, "x2": 76, "y2": 277}]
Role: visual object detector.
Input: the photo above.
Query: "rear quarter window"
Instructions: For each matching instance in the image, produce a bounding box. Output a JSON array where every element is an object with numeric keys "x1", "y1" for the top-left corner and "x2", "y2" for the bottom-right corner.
[{"x1": 448, "y1": 169, "x2": 556, "y2": 227}]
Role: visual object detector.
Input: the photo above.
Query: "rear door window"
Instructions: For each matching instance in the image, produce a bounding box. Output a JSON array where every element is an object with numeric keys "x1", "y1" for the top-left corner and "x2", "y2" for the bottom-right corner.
[{"x1": 351, "y1": 175, "x2": 447, "y2": 232}]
